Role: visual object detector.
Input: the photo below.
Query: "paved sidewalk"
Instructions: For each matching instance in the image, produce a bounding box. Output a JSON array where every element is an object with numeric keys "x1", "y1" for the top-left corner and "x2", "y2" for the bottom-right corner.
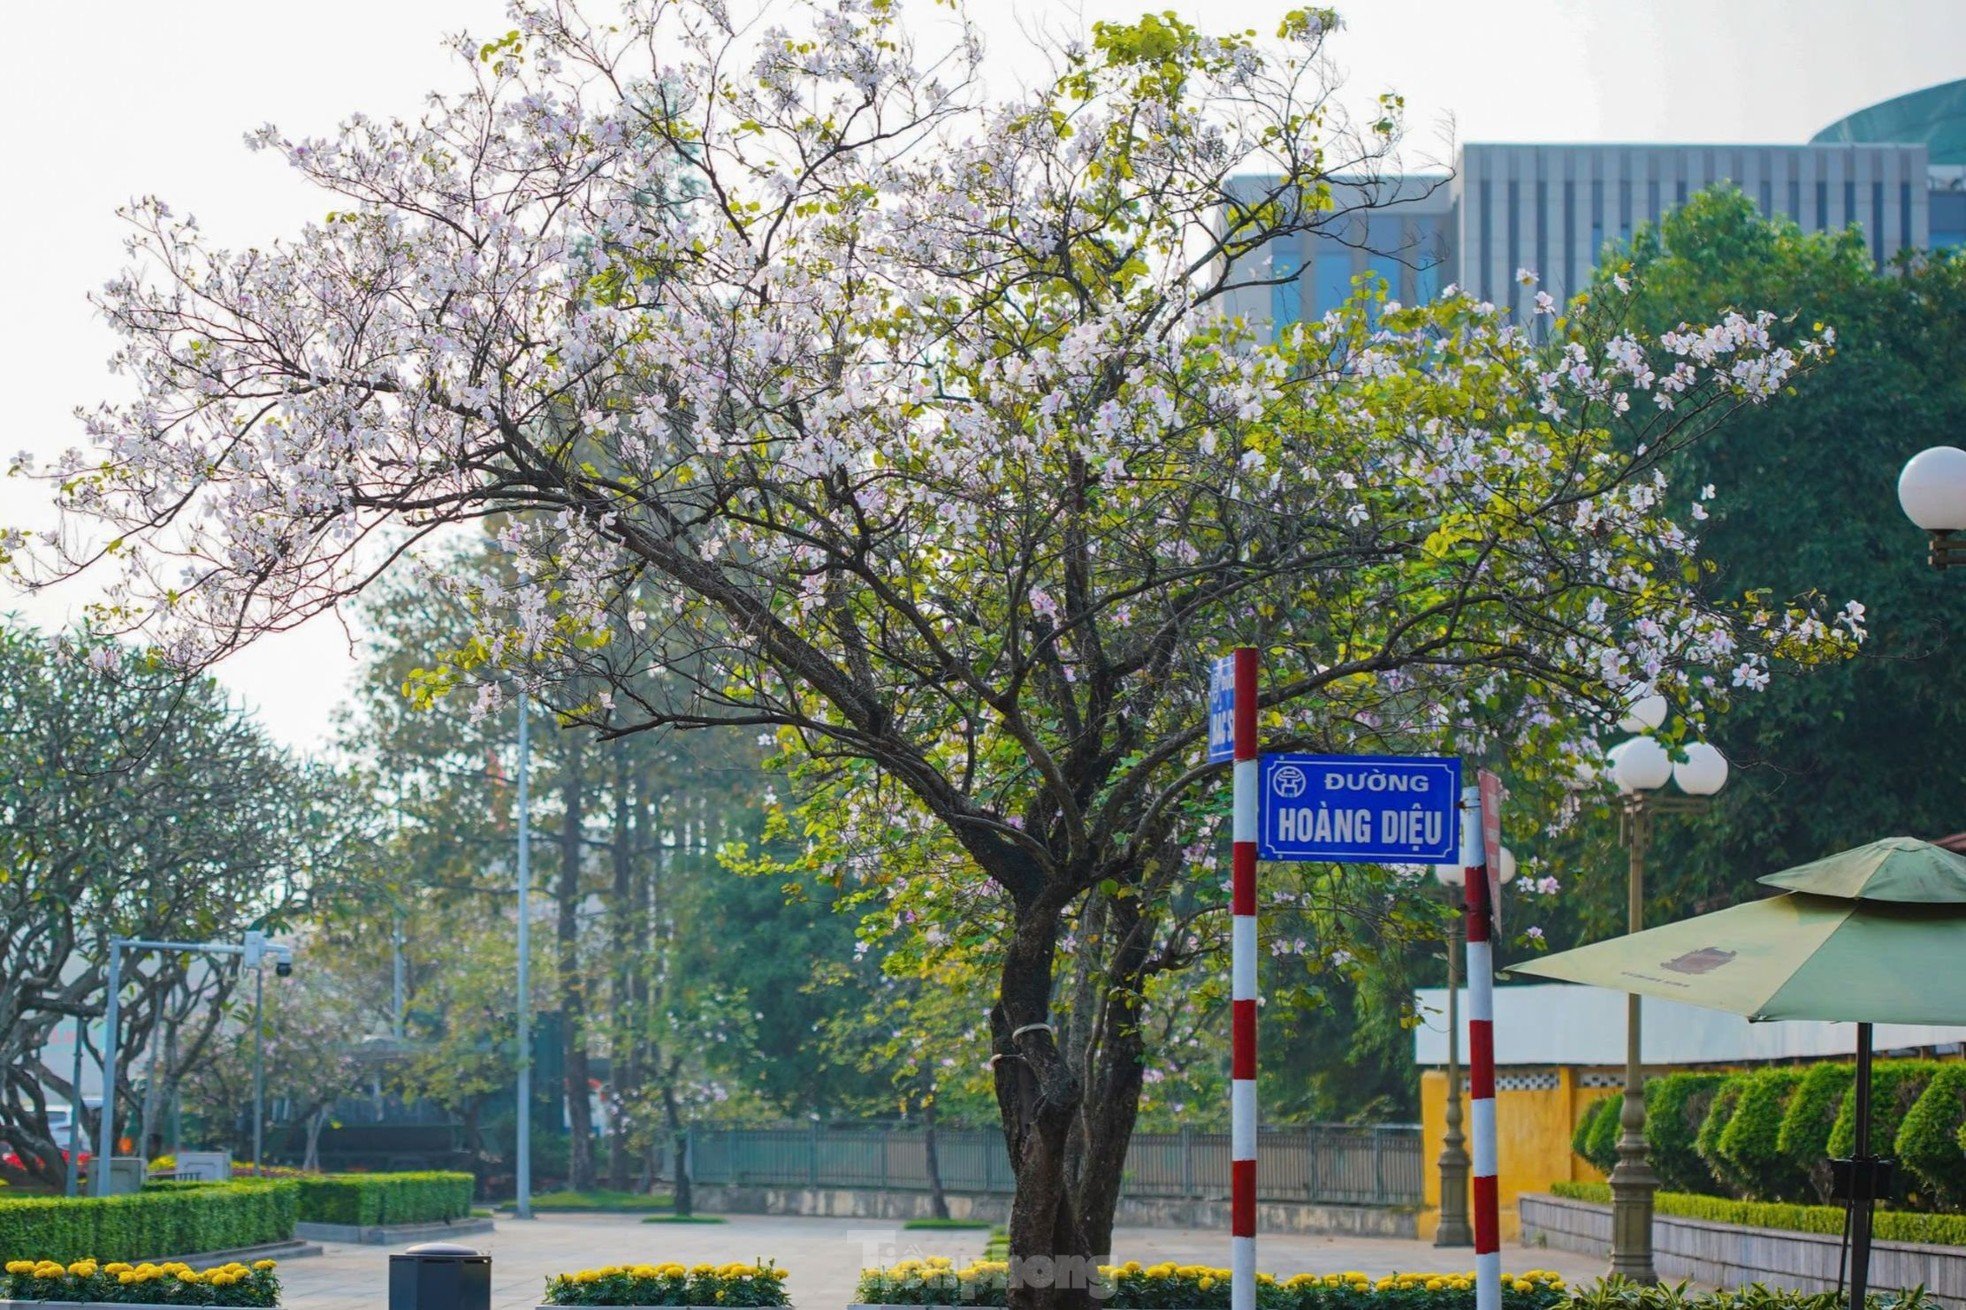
[{"x1": 269, "y1": 1213, "x2": 1605, "y2": 1310}]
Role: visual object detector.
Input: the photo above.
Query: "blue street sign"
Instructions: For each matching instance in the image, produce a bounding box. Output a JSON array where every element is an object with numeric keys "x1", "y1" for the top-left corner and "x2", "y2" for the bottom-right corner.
[
  {"x1": 1258, "y1": 753, "x2": 1460, "y2": 864},
  {"x1": 1206, "y1": 656, "x2": 1236, "y2": 763}
]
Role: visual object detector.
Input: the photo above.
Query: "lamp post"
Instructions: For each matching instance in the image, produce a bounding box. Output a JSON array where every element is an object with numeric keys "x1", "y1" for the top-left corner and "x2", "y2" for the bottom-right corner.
[
  {"x1": 1603, "y1": 697, "x2": 1729, "y2": 1282},
  {"x1": 1897, "y1": 446, "x2": 1966, "y2": 568},
  {"x1": 1433, "y1": 859, "x2": 1472, "y2": 1249},
  {"x1": 1433, "y1": 848, "x2": 1514, "y2": 1248},
  {"x1": 238, "y1": 928, "x2": 292, "y2": 1172},
  {"x1": 514, "y1": 690, "x2": 534, "y2": 1220}
]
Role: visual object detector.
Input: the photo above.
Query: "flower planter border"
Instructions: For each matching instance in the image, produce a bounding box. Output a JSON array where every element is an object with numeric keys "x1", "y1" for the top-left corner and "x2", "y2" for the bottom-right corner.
[{"x1": 537, "y1": 1304, "x2": 767, "y2": 1309}]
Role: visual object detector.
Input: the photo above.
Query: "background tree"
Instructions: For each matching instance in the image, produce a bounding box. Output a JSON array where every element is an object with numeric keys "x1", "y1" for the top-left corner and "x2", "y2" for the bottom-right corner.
[
  {"x1": 0, "y1": 625, "x2": 366, "y2": 1186},
  {"x1": 345, "y1": 546, "x2": 861, "y2": 1194},
  {"x1": 1602, "y1": 187, "x2": 1966, "y2": 907}
]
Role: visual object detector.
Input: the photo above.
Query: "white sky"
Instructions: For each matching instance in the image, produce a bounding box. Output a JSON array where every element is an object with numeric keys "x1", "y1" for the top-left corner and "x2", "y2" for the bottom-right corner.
[{"x1": 3, "y1": 0, "x2": 1961, "y2": 750}]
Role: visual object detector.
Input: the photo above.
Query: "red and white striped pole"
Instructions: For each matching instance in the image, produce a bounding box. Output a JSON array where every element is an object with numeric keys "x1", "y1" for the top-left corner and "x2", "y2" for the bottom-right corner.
[
  {"x1": 1462, "y1": 784, "x2": 1501, "y2": 1310},
  {"x1": 1230, "y1": 647, "x2": 1259, "y2": 1310}
]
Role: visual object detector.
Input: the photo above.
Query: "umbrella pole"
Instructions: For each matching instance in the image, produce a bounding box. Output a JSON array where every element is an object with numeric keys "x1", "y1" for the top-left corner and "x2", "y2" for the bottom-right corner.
[{"x1": 1848, "y1": 1021, "x2": 1874, "y2": 1310}]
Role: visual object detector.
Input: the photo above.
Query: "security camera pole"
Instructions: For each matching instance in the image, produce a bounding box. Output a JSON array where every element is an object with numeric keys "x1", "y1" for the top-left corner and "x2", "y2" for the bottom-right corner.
[
  {"x1": 242, "y1": 930, "x2": 295, "y2": 1174},
  {"x1": 96, "y1": 933, "x2": 289, "y2": 1196}
]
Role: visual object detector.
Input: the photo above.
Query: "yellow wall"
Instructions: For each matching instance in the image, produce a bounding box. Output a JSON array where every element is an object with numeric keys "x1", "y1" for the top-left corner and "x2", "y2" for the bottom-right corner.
[{"x1": 1417, "y1": 1068, "x2": 1609, "y2": 1243}]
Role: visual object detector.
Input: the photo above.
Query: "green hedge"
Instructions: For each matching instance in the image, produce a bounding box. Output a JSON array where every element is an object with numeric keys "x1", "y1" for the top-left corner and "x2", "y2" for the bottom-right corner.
[
  {"x1": 1898, "y1": 1065, "x2": 1966, "y2": 1208},
  {"x1": 0, "y1": 1180, "x2": 297, "y2": 1264},
  {"x1": 1695, "y1": 1075, "x2": 1753, "y2": 1197},
  {"x1": 1645, "y1": 1073, "x2": 1728, "y2": 1195},
  {"x1": 1777, "y1": 1062, "x2": 1854, "y2": 1203},
  {"x1": 1547, "y1": 1179, "x2": 1966, "y2": 1247},
  {"x1": 294, "y1": 1172, "x2": 474, "y2": 1227},
  {"x1": 1716, "y1": 1066, "x2": 1807, "y2": 1201}
]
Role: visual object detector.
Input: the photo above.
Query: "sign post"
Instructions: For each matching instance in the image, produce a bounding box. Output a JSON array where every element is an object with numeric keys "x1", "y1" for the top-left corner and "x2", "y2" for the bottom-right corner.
[
  {"x1": 1219, "y1": 692, "x2": 1474, "y2": 1310},
  {"x1": 1462, "y1": 785, "x2": 1501, "y2": 1310},
  {"x1": 1213, "y1": 651, "x2": 1260, "y2": 1310}
]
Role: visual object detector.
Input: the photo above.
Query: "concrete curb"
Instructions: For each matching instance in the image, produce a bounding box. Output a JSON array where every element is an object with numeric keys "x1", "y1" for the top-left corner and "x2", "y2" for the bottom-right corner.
[
  {"x1": 3, "y1": 1303, "x2": 292, "y2": 1309},
  {"x1": 131, "y1": 1238, "x2": 322, "y2": 1266},
  {"x1": 296, "y1": 1216, "x2": 495, "y2": 1246},
  {"x1": 1520, "y1": 1192, "x2": 1966, "y2": 1305}
]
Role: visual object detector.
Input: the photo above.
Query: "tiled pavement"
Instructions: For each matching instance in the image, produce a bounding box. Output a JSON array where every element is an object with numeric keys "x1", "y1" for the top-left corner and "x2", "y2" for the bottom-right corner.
[{"x1": 269, "y1": 1212, "x2": 1607, "y2": 1309}]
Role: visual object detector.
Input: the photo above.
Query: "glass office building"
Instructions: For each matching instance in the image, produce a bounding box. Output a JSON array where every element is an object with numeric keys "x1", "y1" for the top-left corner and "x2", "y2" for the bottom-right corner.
[{"x1": 1225, "y1": 80, "x2": 1966, "y2": 338}]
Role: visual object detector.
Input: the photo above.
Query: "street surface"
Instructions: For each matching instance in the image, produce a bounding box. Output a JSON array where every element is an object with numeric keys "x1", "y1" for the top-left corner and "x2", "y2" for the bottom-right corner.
[{"x1": 269, "y1": 1213, "x2": 1607, "y2": 1309}]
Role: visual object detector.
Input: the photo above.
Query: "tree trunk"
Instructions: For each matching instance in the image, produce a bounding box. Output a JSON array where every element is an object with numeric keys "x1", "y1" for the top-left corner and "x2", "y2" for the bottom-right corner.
[
  {"x1": 139, "y1": 1033, "x2": 166, "y2": 1162},
  {"x1": 558, "y1": 731, "x2": 597, "y2": 1192},
  {"x1": 302, "y1": 1104, "x2": 330, "y2": 1172},
  {"x1": 661, "y1": 1073, "x2": 692, "y2": 1217},
  {"x1": 1071, "y1": 890, "x2": 1153, "y2": 1263},
  {"x1": 923, "y1": 1086, "x2": 951, "y2": 1221},
  {"x1": 607, "y1": 740, "x2": 637, "y2": 1193},
  {"x1": 992, "y1": 892, "x2": 1090, "y2": 1310},
  {"x1": 462, "y1": 1096, "x2": 484, "y2": 1183}
]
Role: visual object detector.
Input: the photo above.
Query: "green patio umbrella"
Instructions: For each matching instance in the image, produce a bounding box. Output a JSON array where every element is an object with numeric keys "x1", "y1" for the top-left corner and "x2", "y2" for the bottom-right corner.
[{"x1": 1511, "y1": 837, "x2": 1966, "y2": 1310}]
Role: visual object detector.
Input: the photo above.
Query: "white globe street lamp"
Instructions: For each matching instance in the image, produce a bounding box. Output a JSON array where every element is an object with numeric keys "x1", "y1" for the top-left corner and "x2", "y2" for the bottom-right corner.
[
  {"x1": 1607, "y1": 735, "x2": 1672, "y2": 794},
  {"x1": 1618, "y1": 693, "x2": 1668, "y2": 734},
  {"x1": 1604, "y1": 726, "x2": 1727, "y2": 1284},
  {"x1": 1897, "y1": 446, "x2": 1966, "y2": 568},
  {"x1": 1673, "y1": 742, "x2": 1730, "y2": 797}
]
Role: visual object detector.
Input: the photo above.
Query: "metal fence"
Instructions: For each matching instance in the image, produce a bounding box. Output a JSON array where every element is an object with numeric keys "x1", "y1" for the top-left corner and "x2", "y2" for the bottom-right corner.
[{"x1": 688, "y1": 1124, "x2": 1422, "y2": 1208}]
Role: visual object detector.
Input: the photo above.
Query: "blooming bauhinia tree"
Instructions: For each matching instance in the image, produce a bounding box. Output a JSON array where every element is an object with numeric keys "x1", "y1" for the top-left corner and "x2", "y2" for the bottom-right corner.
[{"x1": 30, "y1": 0, "x2": 1862, "y2": 1299}]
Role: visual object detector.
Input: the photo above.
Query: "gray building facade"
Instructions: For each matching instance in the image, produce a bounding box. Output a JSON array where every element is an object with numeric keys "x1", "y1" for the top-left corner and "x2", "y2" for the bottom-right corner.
[
  {"x1": 1224, "y1": 78, "x2": 1966, "y2": 339},
  {"x1": 1455, "y1": 142, "x2": 1930, "y2": 314},
  {"x1": 1226, "y1": 142, "x2": 1934, "y2": 338}
]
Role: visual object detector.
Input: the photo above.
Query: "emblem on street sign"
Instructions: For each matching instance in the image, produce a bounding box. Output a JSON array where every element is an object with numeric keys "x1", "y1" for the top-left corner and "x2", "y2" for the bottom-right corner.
[{"x1": 1258, "y1": 753, "x2": 1460, "y2": 864}]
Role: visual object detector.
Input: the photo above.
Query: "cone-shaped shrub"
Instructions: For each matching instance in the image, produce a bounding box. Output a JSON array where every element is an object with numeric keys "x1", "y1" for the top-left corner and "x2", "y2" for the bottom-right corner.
[
  {"x1": 1827, "y1": 1060, "x2": 1945, "y2": 1167},
  {"x1": 1573, "y1": 1095, "x2": 1619, "y2": 1175},
  {"x1": 1695, "y1": 1075, "x2": 1753, "y2": 1198},
  {"x1": 1644, "y1": 1072, "x2": 1729, "y2": 1195},
  {"x1": 1896, "y1": 1064, "x2": 1966, "y2": 1209},
  {"x1": 1716, "y1": 1066, "x2": 1808, "y2": 1201},
  {"x1": 1778, "y1": 1062, "x2": 1855, "y2": 1203}
]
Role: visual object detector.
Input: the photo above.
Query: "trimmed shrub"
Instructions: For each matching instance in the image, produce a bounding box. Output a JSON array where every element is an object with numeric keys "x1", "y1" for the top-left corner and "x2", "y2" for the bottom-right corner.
[
  {"x1": 1716, "y1": 1066, "x2": 1808, "y2": 1202},
  {"x1": 1828, "y1": 1060, "x2": 1945, "y2": 1165},
  {"x1": 1897, "y1": 1064, "x2": 1966, "y2": 1209},
  {"x1": 1778, "y1": 1062, "x2": 1855, "y2": 1203},
  {"x1": 1694, "y1": 1074, "x2": 1752, "y2": 1197},
  {"x1": 1547, "y1": 1178, "x2": 1966, "y2": 1248},
  {"x1": 0, "y1": 1180, "x2": 298, "y2": 1264},
  {"x1": 1573, "y1": 1095, "x2": 1619, "y2": 1175},
  {"x1": 1644, "y1": 1072, "x2": 1728, "y2": 1195},
  {"x1": 294, "y1": 1171, "x2": 475, "y2": 1227}
]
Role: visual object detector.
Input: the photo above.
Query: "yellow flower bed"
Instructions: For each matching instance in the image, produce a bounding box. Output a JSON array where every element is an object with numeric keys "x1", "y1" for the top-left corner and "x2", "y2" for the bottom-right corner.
[
  {"x1": 853, "y1": 1257, "x2": 1569, "y2": 1309},
  {"x1": 542, "y1": 1258, "x2": 789, "y2": 1307},
  {"x1": 2, "y1": 1256, "x2": 280, "y2": 1305}
]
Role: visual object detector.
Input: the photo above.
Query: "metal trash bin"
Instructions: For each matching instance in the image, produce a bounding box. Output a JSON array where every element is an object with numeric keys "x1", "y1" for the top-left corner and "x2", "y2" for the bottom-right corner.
[{"x1": 388, "y1": 1241, "x2": 491, "y2": 1310}]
